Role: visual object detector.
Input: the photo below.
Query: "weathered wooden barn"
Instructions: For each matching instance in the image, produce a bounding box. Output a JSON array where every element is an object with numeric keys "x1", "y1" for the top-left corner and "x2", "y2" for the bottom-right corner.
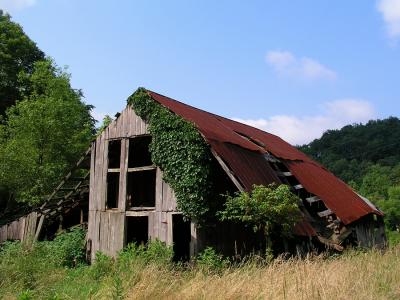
[{"x1": 0, "y1": 88, "x2": 386, "y2": 260}]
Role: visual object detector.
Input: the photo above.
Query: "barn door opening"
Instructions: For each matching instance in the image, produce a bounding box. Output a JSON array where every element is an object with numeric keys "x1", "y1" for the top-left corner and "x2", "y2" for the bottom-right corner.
[
  {"x1": 126, "y1": 216, "x2": 148, "y2": 246},
  {"x1": 172, "y1": 214, "x2": 191, "y2": 261}
]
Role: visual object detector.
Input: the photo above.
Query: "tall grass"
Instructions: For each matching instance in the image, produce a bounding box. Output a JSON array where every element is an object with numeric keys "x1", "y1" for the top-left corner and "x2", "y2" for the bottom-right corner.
[{"x1": 0, "y1": 231, "x2": 399, "y2": 300}]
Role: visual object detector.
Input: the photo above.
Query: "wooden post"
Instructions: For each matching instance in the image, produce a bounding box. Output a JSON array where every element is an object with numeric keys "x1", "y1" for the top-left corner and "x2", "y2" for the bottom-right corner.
[
  {"x1": 34, "y1": 214, "x2": 45, "y2": 242},
  {"x1": 190, "y1": 221, "x2": 198, "y2": 257}
]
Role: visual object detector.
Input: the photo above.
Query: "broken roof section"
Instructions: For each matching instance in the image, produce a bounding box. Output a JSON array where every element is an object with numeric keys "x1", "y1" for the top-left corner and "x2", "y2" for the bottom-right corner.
[{"x1": 146, "y1": 90, "x2": 382, "y2": 226}]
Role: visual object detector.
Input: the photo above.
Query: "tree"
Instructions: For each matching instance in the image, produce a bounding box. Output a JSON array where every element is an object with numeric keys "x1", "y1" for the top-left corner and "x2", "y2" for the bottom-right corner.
[
  {"x1": 218, "y1": 184, "x2": 302, "y2": 253},
  {"x1": 359, "y1": 165, "x2": 392, "y2": 202},
  {"x1": 0, "y1": 10, "x2": 45, "y2": 115},
  {"x1": 0, "y1": 59, "x2": 95, "y2": 205},
  {"x1": 376, "y1": 186, "x2": 400, "y2": 231},
  {"x1": 97, "y1": 115, "x2": 113, "y2": 135}
]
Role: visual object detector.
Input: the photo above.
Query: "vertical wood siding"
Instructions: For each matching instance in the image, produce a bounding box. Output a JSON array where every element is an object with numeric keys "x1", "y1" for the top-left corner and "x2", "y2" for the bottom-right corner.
[{"x1": 87, "y1": 105, "x2": 178, "y2": 260}]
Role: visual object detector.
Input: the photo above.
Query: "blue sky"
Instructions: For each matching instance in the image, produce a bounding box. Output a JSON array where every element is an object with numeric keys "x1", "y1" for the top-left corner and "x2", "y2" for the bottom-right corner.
[{"x1": 1, "y1": 0, "x2": 400, "y2": 144}]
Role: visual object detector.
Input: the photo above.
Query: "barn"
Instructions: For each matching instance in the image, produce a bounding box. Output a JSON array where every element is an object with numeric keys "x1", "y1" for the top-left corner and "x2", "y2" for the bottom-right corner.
[{"x1": 0, "y1": 88, "x2": 387, "y2": 260}]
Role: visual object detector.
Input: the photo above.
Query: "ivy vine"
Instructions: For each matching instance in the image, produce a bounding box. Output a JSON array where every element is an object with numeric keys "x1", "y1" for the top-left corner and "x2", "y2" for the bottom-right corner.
[{"x1": 128, "y1": 88, "x2": 214, "y2": 221}]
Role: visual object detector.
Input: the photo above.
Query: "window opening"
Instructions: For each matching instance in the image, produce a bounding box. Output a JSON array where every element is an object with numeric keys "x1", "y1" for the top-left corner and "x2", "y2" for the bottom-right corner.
[
  {"x1": 128, "y1": 136, "x2": 152, "y2": 168},
  {"x1": 108, "y1": 140, "x2": 121, "y2": 169},
  {"x1": 127, "y1": 169, "x2": 156, "y2": 208},
  {"x1": 106, "y1": 172, "x2": 119, "y2": 209}
]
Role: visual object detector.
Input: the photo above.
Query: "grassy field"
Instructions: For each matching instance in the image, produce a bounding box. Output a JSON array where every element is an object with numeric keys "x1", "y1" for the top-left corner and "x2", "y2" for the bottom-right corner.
[{"x1": 0, "y1": 230, "x2": 399, "y2": 300}]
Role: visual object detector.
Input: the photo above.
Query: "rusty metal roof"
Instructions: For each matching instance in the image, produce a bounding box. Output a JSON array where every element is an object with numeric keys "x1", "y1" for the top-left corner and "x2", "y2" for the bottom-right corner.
[{"x1": 147, "y1": 90, "x2": 382, "y2": 227}]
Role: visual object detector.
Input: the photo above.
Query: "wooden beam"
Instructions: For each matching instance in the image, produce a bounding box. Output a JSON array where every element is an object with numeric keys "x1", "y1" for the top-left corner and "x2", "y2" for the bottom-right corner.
[
  {"x1": 318, "y1": 209, "x2": 333, "y2": 218},
  {"x1": 210, "y1": 149, "x2": 244, "y2": 191},
  {"x1": 128, "y1": 207, "x2": 155, "y2": 211},
  {"x1": 306, "y1": 196, "x2": 321, "y2": 203},
  {"x1": 293, "y1": 184, "x2": 303, "y2": 190},
  {"x1": 264, "y1": 153, "x2": 280, "y2": 163},
  {"x1": 276, "y1": 171, "x2": 292, "y2": 177},
  {"x1": 127, "y1": 166, "x2": 156, "y2": 172},
  {"x1": 34, "y1": 214, "x2": 45, "y2": 242},
  {"x1": 125, "y1": 211, "x2": 152, "y2": 217}
]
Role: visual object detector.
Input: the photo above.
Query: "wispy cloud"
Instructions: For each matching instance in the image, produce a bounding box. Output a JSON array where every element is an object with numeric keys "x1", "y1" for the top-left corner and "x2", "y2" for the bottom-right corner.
[
  {"x1": 266, "y1": 50, "x2": 337, "y2": 81},
  {"x1": 0, "y1": 0, "x2": 37, "y2": 12},
  {"x1": 233, "y1": 99, "x2": 375, "y2": 145},
  {"x1": 377, "y1": 0, "x2": 400, "y2": 39},
  {"x1": 91, "y1": 110, "x2": 111, "y2": 124}
]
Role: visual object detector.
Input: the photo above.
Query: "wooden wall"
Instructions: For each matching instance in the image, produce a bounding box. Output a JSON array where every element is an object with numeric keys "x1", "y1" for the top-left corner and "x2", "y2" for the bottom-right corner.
[
  {"x1": 87, "y1": 105, "x2": 180, "y2": 261},
  {"x1": 0, "y1": 212, "x2": 38, "y2": 243}
]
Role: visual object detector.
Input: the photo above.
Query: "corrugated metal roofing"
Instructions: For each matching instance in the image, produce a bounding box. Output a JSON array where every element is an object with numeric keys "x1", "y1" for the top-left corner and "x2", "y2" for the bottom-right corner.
[{"x1": 147, "y1": 90, "x2": 382, "y2": 227}]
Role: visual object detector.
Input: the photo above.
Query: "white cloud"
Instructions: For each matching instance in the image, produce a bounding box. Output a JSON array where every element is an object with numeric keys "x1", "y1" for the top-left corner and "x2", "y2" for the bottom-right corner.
[
  {"x1": 266, "y1": 50, "x2": 337, "y2": 81},
  {"x1": 377, "y1": 0, "x2": 400, "y2": 39},
  {"x1": 0, "y1": 0, "x2": 36, "y2": 12},
  {"x1": 233, "y1": 99, "x2": 375, "y2": 145},
  {"x1": 91, "y1": 110, "x2": 110, "y2": 123}
]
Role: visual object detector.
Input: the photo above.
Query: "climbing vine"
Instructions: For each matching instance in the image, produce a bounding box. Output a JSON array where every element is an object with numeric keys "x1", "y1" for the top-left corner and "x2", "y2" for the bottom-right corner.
[{"x1": 128, "y1": 88, "x2": 214, "y2": 221}]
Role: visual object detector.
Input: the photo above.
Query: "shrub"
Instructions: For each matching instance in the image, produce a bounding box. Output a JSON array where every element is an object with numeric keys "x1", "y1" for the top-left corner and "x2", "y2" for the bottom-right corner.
[
  {"x1": 46, "y1": 226, "x2": 86, "y2": 267},
  {"x1": 196, "y1": 247, "x2": 229, "y2": 270},
  {"x1": 91, "y1": 252, "x2": 114, "y2": 281}
]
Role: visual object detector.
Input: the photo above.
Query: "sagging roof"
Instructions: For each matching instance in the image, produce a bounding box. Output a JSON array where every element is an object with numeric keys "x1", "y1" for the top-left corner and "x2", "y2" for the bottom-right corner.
[{"x1": 146, "y1": 90, "x2": 382, "y2": 226}]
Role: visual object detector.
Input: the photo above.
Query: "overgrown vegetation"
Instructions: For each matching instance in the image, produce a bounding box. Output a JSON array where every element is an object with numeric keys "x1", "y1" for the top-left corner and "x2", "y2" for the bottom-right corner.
[
  {"x1": 1, "y1": 229, "x2": 400, "y2": 299},
  {"x1": 218, "y1": 184, "x2": 302, "y2": 252},
  {"x1": 128, "y1": 88, "x2": 215, "y2": 221}
]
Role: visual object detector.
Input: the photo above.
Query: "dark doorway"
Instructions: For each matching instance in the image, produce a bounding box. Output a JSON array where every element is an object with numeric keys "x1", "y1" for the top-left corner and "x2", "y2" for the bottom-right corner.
[
  {"x1": 172, "y1": 214, "x2": 191, "y2": 261},
  {"x1": 126, "y1": 216, "x2": 148, "y2": 246}
]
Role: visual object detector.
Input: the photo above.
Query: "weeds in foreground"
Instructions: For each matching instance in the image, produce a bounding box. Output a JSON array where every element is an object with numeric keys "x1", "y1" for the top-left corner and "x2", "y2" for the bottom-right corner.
[{"x1": 0, "y1": 231, "x2": 399, "y2": 300}]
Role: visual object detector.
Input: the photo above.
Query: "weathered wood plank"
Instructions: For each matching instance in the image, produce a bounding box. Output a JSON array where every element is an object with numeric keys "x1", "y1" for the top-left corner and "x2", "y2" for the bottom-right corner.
[
  {"x1": 293, "y1": 184, "x2": 303, "y2": 190},
  {"x1": 99, "y1": 211, "x2": 109, "y2": 254},
  {"x1": 162, "y1": 181, "x2": 177, "y2": 212},
  {"x1": 89, "y1": 142, "x2": 96, "y2": 211},
  {"x1": 118, "y1": 139, "x2": 129, "y2": 212},
  {"x1": 148, "y1": 212, "x2": 154, "y2": 240},
  {"x1": 318, "y1": 209, "x2": 333, "y2": 218},
  {"x1": 109, "y1": 212, "x2": 125, "y2": 256},
  {"x1": 127, "y1": 166, "x2": 156, "y2": 172},
  {"x1": 34, "y1": 214, "x2": 44, "y2": 242},
  {"x1": 155, "y1": 168, "x2": 163, "y2": 212},
  {"x1": 93, "y1": 135, "x2": 102, "y2": 211},
  {"x1": 0, "y1": 225, "x2": 7, "y2": 243},
  {"x1": 306, "y1": 196, "x2": 321, "y2": 204},
  {"x1": 160, "y1": 212, "x2": 168, "y2": 243},
  {"x1": 125, "y1": 211, "x2": 152, "y2": 217},
  {"x1": 190, "y1": 221, "x2": 198, "y2": 256},
  {"x1": 100, "y1": 138, "x2": 108, "y2": 211},
  {"x1": 167, "y1": 213, "x2": 173, "y2": 246}
]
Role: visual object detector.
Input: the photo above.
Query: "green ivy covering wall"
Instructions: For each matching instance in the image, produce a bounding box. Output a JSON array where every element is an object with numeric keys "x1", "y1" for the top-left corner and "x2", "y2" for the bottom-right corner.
[{"x1": 127, "y1": 88, "x2": 214, "y2": 221}]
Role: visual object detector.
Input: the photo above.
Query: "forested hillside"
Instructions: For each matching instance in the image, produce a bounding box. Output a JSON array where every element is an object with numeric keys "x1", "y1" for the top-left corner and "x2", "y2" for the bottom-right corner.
[{"x1": 299, "y1": 117, "x2": 400, "y2": 232}]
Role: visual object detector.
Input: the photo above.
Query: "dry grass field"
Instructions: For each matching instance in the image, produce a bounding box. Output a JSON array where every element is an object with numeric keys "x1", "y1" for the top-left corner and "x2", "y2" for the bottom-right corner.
[
  {"x1": 123, "y1": 247, "x2": 400, "y2": 300},
  {"x1": 1, "y1": 238, "x2": 399, "y2": 300}
]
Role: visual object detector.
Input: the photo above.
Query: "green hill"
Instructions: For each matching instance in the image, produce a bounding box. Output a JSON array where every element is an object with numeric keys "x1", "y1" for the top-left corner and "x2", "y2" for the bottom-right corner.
[
  {"x1": 299, "y1": 117, "x2": 400, "y2": 233},
  {"x1": 299, "y1": 117, "x2": 400, "y2": 184}
]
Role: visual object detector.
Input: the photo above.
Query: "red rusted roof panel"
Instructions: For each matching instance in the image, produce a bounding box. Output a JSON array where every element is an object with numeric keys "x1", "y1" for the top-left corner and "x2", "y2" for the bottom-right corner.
[
  {"x1": 147, "y1": 90, "x2": 381, "y2": 226},
  {"x1": 287, "y1": 160, "x2": 383, "y2": 224},
  {"x1": 211, "y1": 141, "x2": 281, "y2": 191}
]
